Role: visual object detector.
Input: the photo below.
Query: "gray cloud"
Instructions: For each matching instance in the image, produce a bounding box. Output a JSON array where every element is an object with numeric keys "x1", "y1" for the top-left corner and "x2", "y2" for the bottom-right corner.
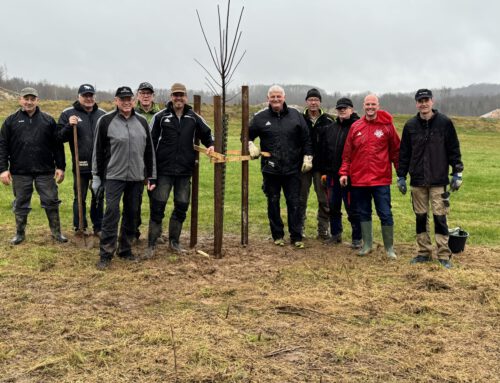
[{"x1": 2, "y1": 0, "x2": 499, "y2": 95}]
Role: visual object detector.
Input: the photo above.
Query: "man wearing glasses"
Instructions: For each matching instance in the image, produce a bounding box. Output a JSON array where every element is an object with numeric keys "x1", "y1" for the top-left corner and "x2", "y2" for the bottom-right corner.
[{"x1": 58, "y1": 84, "x2": 106, "y2": 236}]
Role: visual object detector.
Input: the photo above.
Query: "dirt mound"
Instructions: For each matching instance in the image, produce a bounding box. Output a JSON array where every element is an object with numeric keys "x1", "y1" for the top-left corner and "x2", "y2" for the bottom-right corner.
[{"x1": 480, "y1": 109, "x2": 500, "y2": 118}]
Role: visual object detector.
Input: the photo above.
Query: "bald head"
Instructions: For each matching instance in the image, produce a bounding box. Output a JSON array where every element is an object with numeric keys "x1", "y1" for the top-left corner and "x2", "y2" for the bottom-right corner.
[{"x1": 363, "y1": 94, "x2": 380, "y2": 120}]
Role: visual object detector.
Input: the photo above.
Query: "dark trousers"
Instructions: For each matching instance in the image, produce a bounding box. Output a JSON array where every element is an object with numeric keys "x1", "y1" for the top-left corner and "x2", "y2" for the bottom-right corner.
[
  {"x1": 99, "y1": 180, "x2": 143, "y2": 259},
  {"x1": 327, "y1": 175, "x2": 361, "y2": 240},
  {"x1": 72, "y1": 173, "x2": 103, "y2": 232},
  {"x1": 12, "y1": 174, "x2": 60, "y2": 216},
  {"x1": 149, "y1": 175, "x2": 191, "y2": 224},
  {"x1": 352, "y1": 185, "x2": 393, "y2": 226},
  {"x1": 262, "y1": 172, "x2": 302, "y2": 242},
  {"x1": 299, "y1": 170, "x2": 330, "y2": 234}
]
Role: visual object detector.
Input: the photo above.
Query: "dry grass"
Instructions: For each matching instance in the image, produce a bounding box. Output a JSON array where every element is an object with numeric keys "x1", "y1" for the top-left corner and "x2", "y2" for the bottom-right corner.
[{"x1": 0, "y1": 228, "x2": 498, "y2": 382}]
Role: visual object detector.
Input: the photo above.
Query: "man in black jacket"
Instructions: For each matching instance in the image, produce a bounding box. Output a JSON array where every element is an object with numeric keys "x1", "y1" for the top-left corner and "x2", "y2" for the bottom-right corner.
[
  {"x1": 299, "y1": 88, "x2": 333, "y2": 240},
  {"x1": 397, "y1": 89, "x2": 463, "y2": 268},
  {"x1": 317, "y1": 97, "x2": 362, "y2": 248},
  {"x1": 0, "y1": 87, "x2": 67, "y2": 244},
  {"x1": 145, "y1": 83, "x2": 214, "y2": 257},
  {"x1": 58, "y1": 84, "x2": 106, "y2": 236},
  {"x1": 249, "y1": 85, "x2": 313, "y2": 249}
]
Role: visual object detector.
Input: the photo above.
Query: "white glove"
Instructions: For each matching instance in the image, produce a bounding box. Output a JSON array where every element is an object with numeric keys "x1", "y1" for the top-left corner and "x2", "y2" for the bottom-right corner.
[
  {"x1": 248, "y1": 141, "x2": 260, "y2": 159},
  {"x1": 301, "y1": 155, "x2": 313, "y2": 173},
  {"x1": 92, "y1": 175, "x2": 101, "y2": 195}
]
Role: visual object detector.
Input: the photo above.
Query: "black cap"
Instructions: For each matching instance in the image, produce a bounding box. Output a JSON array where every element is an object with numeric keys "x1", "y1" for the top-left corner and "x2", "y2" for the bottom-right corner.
[
  {"x1": 305, "y1": 88, "x2": 322, "y2": 101},
  {"x1": 415, "y1": 88, "x2": 433, "y2": 101},
  {"x1": 336, "y1": 97, "x2": 354, "y2": 109},
  {"x1": 138, "y1": 82, "x2": 154, "y2": 92},
  {"x1": 115, "y1": 86, "x2": 134, "y2": 98},
  {"x1": 78, "y1": 84, "x2": 95, "y2": 95}
]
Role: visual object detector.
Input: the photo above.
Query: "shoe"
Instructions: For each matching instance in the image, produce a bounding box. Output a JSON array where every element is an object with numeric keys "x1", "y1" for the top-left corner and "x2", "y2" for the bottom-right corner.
[
  {"x1": 118, "y1": 252, "x2": 138, "y2": 262},
  {"x1": 358, "y1": 221, "x2": 373, "y2": 256},
  {"x1": 317, "y1": 231, "x2": 331, "y2": 241},
  {"x1": 351, "y1": 240, "x2": 362, "y2": 250},
  {"x1": 169, "y1": 240, "x2": 186, "y2": 254},
  {"x1": 293, "y1": 241, "x2": 305, "y2": 249},
  {"x1": 324, "y1": 233, "x2": 341, "y2": 245},
  {"x1": 381, "y1": 225, "x2": 396, "y2": 259},
  {"x1": 438, "y1": 259, "x2": 452, "y2": 269},
  {"x1": 94, "y1": 230, "x2": 102, "y2": 239},
  {"x1": 410, "y1": 255, "x2": 432, "y2": 264},
  {"x1": 96, "y1": 258, "x2": 111, "y2": 270},
  {"x1": 156, "y1": 237, "x2": 166, "y2": 245},
  {"x1": 274, "y1": 238, "x2": 285, "y2": 246},
  {"x1": 142, "y1": 246, "x2": 155, "y2": 260}
]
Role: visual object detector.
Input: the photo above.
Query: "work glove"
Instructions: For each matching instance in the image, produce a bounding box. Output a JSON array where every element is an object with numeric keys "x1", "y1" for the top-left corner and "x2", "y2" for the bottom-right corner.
[
  {"x1": 301, "y1": 155, "x2": 313, "y2": 173},
  {"x1": 248, "y1": 141, "x2": 260, "y2": 159},
  {"x1": 92, "y1": 175, "x2": 102, "y2": 196},
  {"x1": 321, "y1": 175, "x2": 327, "y2": 188},
  {"x1": 397, "y1": 177, "x2": 407, "y2": 195},
  {"x1": 450, "y1": 173, "x2": 463, "y2": 192}
]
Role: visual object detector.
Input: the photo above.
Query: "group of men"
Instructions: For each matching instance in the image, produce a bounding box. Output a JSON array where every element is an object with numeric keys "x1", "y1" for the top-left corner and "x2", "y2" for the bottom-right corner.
[
  {"x1": 248, "y1": 85, "x2": 463, "y2": 268},
  {"x1": 0, "y1": 83, "x2": 463, "y2": 269}
]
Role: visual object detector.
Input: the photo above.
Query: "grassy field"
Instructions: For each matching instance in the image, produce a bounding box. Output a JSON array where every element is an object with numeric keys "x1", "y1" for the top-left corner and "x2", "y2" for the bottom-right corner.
[{"x1": 0, "y1": 100, "x2": 499, "y2": 382}]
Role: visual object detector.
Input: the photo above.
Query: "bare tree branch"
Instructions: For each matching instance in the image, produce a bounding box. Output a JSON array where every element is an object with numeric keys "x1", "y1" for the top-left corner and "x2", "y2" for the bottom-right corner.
[
  {"x1": 196, "y1": 10, "x2": 222, "y2": 73},
  {"x1": 194, "y1": 58, "x2": 222, "y2": 88}
]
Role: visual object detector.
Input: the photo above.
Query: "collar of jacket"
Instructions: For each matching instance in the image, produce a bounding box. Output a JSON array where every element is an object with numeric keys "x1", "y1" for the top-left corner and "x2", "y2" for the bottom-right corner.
[
  {"x1": 337, "y1": 112, "x2": 360, "y2": 126},
  {"x1": 166, "y1": 101, "x2": 192, "y2": 116},
  {"x1": 303, "y1": 107, "x2": 324, "y2": 120},
  {"x1": 114, "y1": 107, "x2": 137, "y2": 119},
  {"x1": 73, "y1": 100, "x2": 98, "y2": 113},
  {"x1": 135, "y1": 102, "x2": 161, "y2": 115},
  {"x1": 416, "y1": 108, "x2": 438, "y2": 124},
  {"x1": 20, "y1": 106, "x2": 40, "y2": 117},
  {"x1": 267, "y1": 102, "x2": 289, "y2": 117}
]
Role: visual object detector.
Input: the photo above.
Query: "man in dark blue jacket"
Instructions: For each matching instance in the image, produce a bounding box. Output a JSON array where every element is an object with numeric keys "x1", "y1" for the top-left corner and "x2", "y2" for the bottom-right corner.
[
  {"x1": 397, "y1": 89, "x2": 463, "y2": 268},
  {"x1": 145, "y1": 83, "x2": 214, "y2": 257},
  {"x1": 0, "y1": 87, "x2": 67, "y2": 244},
  {"x1": 249, "y1": 85, "x2": 313, "y2": 249},
  {"x1": 58, "y1": 84, "x2": 106, "y2": 236}
]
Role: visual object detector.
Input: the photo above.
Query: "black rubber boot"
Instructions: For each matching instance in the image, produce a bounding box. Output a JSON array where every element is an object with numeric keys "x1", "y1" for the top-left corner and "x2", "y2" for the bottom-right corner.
[
  {"x1": 45, "y1": 209, "x2": 68, "y2": 243},
  {"x1": 10, "y1": 215, "x2": 28, "y2": 245},
  {"x1": 168, "y1": 218, "x2": 185, "y2": 253},
  {"x1": 143, "y1": 220, "x2": 162, "y2": 259}
]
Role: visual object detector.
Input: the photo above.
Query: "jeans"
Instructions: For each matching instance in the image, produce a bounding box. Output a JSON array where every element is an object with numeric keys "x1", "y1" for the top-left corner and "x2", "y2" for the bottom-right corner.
[
  {"x1": 351, "y1": 185, "x2": 393, "y2": 226},
  {"x1": 262, "y1": 172, "x2": 302, "y2": 242},
  {"x1": 327, "y1": 174, "x2": 361, "y2": 241},
  {"x1": 72, "y1": 173, "x2": 103, "y2": 232},
  {"x1": 12, "y1": 174, "x2": 60, "y2": 216},
  {"x1": 149, "y1": 175, "x2": 191, "y2": 224},
  {"x1": 99, "y1": 180, "x2": 144, "y2": 259}
]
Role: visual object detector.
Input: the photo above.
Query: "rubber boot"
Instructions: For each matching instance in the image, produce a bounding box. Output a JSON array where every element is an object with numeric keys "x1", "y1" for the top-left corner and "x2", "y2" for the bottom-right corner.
[
  {"x1": 382, "y1": 225, "x2": 397, "y2": 259},
  {"x1": 168, "y1": 218, "x2": 185, "y2": 253},
  {"x1": 144, "y1": 220, "x2": 162, "y2": 259},
  {"x1": 358, "y1": 221, "x2": 373, "y2": 256},
  {"x1": 45, "y1": 209, "x2": 68, "y2": 243},
  {"x1": 11, "y1": 215, "x2": 28, "y2": 245}
]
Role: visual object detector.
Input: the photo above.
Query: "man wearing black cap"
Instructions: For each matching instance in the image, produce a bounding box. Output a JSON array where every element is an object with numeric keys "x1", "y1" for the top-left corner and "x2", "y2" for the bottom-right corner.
[
  {"x1": 299, "y1": 88, "x2": 333, "y2": 240},
  {"x1": 397, "y1": 89, "x2": 463, "y2": 268},
  {"x1": 58, "y1": 84, "x2": 106, "y2": 236},
  {"x1": 144, "y1": 82, "x2": 214, "y2": 257},
  {"x1": 317, "y1": 97, "x2": 362, "y2": 248},
  {"x1": 92, "y1": 86, "x2": 156, "y2": 269},
  {"x1": 0, "y1": 87, "x2": 67, "y2": 244}
]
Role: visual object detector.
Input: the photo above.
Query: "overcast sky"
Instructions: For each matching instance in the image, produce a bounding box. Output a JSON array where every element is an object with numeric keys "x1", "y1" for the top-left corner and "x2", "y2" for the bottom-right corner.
[{"x1": 2, "y1": 0, "x2": 500, "y2": 95}]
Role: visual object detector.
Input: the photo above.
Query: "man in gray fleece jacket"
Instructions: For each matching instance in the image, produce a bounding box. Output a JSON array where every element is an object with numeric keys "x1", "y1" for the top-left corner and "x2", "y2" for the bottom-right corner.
[{"x1": 92, "y1": 86, "x2": 156, "y2": 270}]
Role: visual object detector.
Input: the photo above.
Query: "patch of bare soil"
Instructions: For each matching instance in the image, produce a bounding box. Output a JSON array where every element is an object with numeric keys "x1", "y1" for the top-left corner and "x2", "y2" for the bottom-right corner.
[{"x1": 0, "y1": 233, "x2": 499, "y2": 382}]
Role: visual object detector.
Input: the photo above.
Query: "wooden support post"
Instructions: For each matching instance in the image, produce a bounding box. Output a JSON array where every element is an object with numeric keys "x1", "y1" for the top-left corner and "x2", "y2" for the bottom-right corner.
[
  {"x1": 241, "y1": 86, "x2": 249, "y2": 246},
  {"x1": 213, "y1": 96, "x2": 223, "y2": 258},
  {"x1": 190, "y1": 95, "x2": 201, "y2": 248}
]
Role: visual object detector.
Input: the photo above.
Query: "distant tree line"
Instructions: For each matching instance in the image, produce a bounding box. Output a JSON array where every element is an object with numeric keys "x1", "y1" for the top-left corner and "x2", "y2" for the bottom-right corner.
[{"x1": 1, "y1": 66, "x2": 499, "y2": 116}]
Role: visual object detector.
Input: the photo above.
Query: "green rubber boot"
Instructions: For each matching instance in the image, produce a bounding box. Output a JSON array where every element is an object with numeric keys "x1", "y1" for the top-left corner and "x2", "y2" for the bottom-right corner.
[
  {"x1": 358, "y1": 221, "x2": 373, "y2": 256},
  {"x1": 382, "y1": 225, "x2": 397, "y2": 259}
]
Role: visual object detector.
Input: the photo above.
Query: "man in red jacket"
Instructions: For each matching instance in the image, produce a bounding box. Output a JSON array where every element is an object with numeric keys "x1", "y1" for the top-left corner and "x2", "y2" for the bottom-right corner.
[{"x1": 339, "y1": 94, "x2": 400, "y2": 258}]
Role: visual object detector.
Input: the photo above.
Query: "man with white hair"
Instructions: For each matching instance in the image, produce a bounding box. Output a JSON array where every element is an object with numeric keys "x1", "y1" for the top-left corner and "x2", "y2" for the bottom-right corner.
[{"x1": 249, "y1": 85, "x2": 313, "y2": 249}]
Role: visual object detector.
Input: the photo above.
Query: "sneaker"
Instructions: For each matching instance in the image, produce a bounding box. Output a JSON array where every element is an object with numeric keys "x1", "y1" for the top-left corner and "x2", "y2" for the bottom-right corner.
[
  {"x1": 324, "y1": 234, "x2": 342, "y2": 245},
  {"x1": 410, "y1": 255, "x2": 432, "y2": 264},
  {"x1": 274, "y1": 238, "x2": 285, "y2": 246},
  {"x1": 141, "y1": 246, "x2": 155, "y2": 260},
  {"x1": 317, "y1": 231, "x2": 331, "y2": 241},
  {"x1": 96, "y1": 258, "x2": 111, "y2": 270},
  {"x1": 351, "y1": 240, "x2": 362, "y2": 249},
  {"x1": 438, "y1": 259, "x2": 452, "y2": 269},
  {"x1": 169, "y1": 240, "x2": 186, "y2": 254},
  {"x1": 118, "y1": 252, "x2": 138, "y2": 262},
  {"x1": 293, "y1": 241, "x2": 305, "y2": 249}
]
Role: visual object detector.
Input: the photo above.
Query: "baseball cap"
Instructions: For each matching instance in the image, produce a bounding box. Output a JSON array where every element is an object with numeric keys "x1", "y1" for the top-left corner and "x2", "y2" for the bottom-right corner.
[
  {"x1": 170, "y1": 83, "x2": 187, "y2": 94},
  {"x1": 78, "y1": 84, "x2": 95, "y2": 95},
  {"x1": 20, "y1": 87, "x2": 38, "y2": 97},
  {"x1": 115, "y1": 86, "x2": 134, "y2": 98},
  {"x1": 138, "y1": 82, "x2": 154, "y2": 92},
  {"x1": 336, "y1": 97, "x2": 354, "y2": 109},
  {"x1": 415, "y1": 89, "x2": 433, "y2": 101},
  {"x1": 305, "y1": 88, "x2": 322, "y2": 101}
]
